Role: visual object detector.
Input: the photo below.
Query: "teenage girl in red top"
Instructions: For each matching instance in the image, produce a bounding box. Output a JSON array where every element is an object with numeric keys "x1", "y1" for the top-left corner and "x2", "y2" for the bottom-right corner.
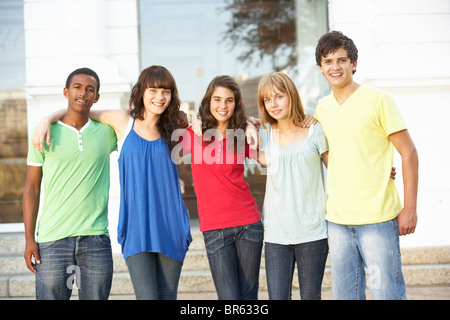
[{"x1": 179, "y1": 75, "x2": 262, "y2": 300}]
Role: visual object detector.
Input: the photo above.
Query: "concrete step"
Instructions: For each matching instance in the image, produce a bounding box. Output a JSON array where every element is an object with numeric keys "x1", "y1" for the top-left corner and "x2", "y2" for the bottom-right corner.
[{"x1": 1, "y1": 231, "x2": 449, "y2": 299}]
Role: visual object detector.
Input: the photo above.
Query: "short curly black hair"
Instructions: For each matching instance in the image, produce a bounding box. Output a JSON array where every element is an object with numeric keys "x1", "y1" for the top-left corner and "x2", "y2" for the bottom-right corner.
[{"x1": 65, "y1": 67, "x2": 100, "y2": 93}]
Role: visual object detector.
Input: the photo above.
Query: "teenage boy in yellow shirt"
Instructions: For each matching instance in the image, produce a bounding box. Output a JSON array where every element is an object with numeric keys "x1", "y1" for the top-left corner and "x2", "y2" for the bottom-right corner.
[{"x1": 314, "y1": 31, "x2": 418, "y2": 300}]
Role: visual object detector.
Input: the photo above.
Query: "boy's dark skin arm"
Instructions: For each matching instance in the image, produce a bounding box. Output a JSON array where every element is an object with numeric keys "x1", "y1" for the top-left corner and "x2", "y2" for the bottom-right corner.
[{"x1": 23, "y1": 165, "x2": 43, "y2": 273}]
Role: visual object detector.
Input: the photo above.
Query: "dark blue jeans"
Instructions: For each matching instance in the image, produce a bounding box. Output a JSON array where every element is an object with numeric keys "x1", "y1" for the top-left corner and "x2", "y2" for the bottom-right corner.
[
  {"x1": 35, "y1": 235, "x2": 113, "y2": 300},
  {"x1": 203, "y1": 221, "x2": 263, "y2": 300},
  {"x1": 265, "y1": 238, "x2": 328, "y2": 300}
]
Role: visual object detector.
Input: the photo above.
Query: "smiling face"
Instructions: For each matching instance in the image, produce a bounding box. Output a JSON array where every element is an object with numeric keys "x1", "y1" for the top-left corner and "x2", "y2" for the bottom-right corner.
[
  {"x1": 209, "y1": 86, "x2": 236, "y2": 126},
  {"x1": 318, "y1": 47, "x2": 357, "y2": 90},
  {"x1": 263, "y1": 89, "x2": 290, "y2": 121},
  {"x1": 64, "y1": 74, "x2": 100, "y2": 115},
  {"x1": 143, "y1": 87, "x2": 171, "y2": 116}
]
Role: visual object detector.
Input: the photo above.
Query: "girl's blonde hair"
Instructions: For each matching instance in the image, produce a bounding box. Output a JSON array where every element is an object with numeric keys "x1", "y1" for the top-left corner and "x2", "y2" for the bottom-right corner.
[{"x1": 257, "y1": 72, "x2": 305, "y2": 128}]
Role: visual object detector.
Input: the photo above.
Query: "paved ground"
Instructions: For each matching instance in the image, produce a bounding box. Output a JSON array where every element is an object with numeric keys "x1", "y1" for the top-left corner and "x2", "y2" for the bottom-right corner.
[
  {"x1": 175, "y1": 286, "x2": 450, "y2": 300},
  {"x1": 398, "y1": 286, "x2": 450, "y2": 300},
  {"x1": 2, "y1": 286, "x2": 448, "y2": 300}
]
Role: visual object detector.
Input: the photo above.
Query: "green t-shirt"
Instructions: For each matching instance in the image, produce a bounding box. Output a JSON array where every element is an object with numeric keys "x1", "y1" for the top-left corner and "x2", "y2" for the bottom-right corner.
[{"x1": 27, "y1": 119, "x2": 117, "y2": 243}]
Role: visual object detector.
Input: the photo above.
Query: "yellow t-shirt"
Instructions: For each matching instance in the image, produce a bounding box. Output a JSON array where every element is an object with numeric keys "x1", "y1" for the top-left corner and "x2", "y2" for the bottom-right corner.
[{"x1": 314, "y1": 85, "x2": 406, "y2": 225}]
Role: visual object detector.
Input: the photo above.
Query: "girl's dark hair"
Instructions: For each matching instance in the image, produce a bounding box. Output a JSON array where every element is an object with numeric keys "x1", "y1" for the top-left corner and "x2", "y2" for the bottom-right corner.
[
  {"x1": 198, "y1": 75, "x2": 247, "y2": 153},
  {"x1": 315, "y1": 30, "x2": 358, "y2": 73},
  {"x1": 66, "y1": 67, "x2": 100, "y2": 93},
  {"x1": 129, "y1": 65, "x2": 181, "y2": 150},
  {"x1": 198, "y1": 75, "x2": 247, "y2": 132}
]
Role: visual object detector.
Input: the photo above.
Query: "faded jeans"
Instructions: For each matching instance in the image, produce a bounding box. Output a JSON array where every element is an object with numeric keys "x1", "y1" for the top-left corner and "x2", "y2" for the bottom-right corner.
[
  {"x1": 35, "y1": 235, "x2": 113, "y2": 300},
  {"x1": 203, "y1": 221, "x2": 264, "y2": 300},
  {"x1": 328, "y1": 219, "x2": 407, "y2": 300},
  {"x1": 126, "y1": 252, "x2": 183, "y2": 300}
]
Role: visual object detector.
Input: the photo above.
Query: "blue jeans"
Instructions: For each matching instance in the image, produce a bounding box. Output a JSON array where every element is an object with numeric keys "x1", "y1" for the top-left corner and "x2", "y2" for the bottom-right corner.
[
  {"x1": 126, "y1": 252, "x2": 183, "y2": 300},
  {"x1": 203, "y1": 221, "x2": 263, "y2": 300},
  {"x1": 265, "y1": 239, "x2": 328, "y2": 300},
  {"x1": 328, "y1": 219, "x2": 407, "y2": 300},
  {"x1": 35, "y1": 235, "x2": 113, "y2": 300}
]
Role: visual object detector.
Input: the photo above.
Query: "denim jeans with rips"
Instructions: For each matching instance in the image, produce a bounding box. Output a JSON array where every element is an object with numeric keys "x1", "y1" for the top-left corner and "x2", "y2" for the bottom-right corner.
[{"x1": 327, "y1": 219, "x2": 407, "y2": 300}]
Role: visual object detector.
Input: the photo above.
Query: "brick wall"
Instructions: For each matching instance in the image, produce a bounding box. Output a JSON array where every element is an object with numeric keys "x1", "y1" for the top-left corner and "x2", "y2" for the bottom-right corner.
[{"x1": 0, "y1": 90, "x2": 27, "y2": 223}]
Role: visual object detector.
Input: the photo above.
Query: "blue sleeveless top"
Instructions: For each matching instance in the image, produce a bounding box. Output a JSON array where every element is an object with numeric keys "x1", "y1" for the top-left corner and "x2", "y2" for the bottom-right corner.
[{"x1": 117, "y1": 117, "x2": 192, "y2": 262}]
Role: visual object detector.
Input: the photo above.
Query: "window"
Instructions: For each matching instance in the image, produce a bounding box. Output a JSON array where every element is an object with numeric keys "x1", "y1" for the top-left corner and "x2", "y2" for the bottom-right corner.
[{"x1": 139, "y1": 0, "x2": 329, "y2": 217}]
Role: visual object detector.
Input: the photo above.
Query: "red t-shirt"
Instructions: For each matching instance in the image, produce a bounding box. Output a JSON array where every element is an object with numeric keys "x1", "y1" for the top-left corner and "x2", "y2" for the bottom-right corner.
[{"x1": 181, "y1": 127, "x2": 261, "y2": 231}]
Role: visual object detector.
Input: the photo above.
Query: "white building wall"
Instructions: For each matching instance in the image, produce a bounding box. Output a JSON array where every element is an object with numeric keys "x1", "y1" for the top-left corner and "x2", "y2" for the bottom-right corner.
[
  {"x1": 16, "y1": 0, "x2": 449, "y2": 251},
  {"x1": 327, "y1": 0, "x2": 450, "y2": 248},
  {"x1": 22, "y1": 0, "x2": 139, "y2": 253}
]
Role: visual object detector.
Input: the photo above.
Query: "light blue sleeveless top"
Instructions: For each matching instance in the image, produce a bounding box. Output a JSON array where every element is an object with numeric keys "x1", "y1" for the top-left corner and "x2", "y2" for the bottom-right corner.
[
  {"x1": 117, "y1": 117, "x2": 192, "y2": 261},
  {"x1": 260, "y1": 123, "x2": 328, "y2": 245}
]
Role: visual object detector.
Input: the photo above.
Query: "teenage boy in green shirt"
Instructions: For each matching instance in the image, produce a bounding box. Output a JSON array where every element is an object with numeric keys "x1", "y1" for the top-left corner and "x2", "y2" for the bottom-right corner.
[
  {"x1": 23, "y1": 68, "x2": 117, "y2": 300},
  {"x1": 314, "y1": 31, "x2": 418, "y2": 300}
]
